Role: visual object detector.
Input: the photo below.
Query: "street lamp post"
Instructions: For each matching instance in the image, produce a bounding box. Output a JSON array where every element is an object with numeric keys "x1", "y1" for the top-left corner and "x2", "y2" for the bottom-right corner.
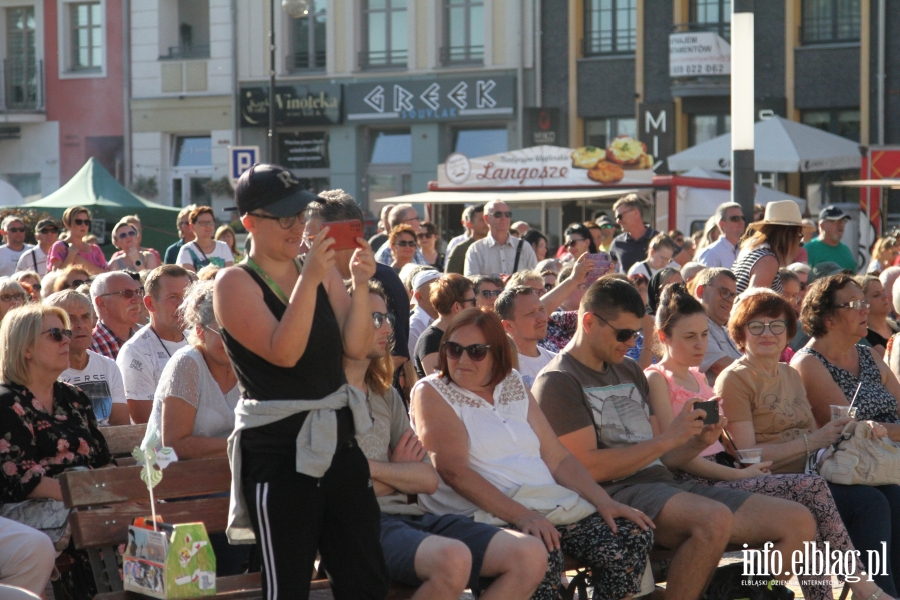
[
  {"x1": 269, "y1": 0, "x2": 310, "y2": 163},
  {"x1": 731, "y1": 0, "x2": 755, "y2": 220}
]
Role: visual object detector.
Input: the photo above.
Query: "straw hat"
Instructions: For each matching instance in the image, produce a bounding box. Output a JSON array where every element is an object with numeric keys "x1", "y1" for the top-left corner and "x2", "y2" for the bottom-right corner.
[{"x1": 747, "y1": 200, "x2": 803, "y2": 229}]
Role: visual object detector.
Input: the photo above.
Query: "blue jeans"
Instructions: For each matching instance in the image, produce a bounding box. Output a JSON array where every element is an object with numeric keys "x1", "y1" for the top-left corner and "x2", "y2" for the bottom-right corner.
[{"x1": 828, "y1": 482, "x2": 900, "y2": 595}]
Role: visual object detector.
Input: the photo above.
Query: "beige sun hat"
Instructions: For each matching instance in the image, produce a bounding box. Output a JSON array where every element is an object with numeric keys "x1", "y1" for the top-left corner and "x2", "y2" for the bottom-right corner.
[{"x1": 747, "y1": 200, "x2": 804, "y2": 229}]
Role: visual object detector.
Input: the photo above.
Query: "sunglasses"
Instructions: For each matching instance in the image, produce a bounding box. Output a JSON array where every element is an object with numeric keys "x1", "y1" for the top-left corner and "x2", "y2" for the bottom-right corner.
[
  {"x1": 444, "y1": 341, "x2": 491, "y2": 362},
  {"x1": 565, "y1": 238, "x2": 586, "y2": 248},
  {"x1": 178, "y1": 220, "x2": 190, "y2": 228},
  {"x1": 394, "y1": 240, "x2": 418, "y2": 248},
  {"x1": 479, "y1": 289, "x2": 502, "y2": 298},
  {"x1": 372, "y1": 311, "x2": 395, "y2": 329},
  {"x1": 0, "y1": 293, "x2": 25, "y2": 303},
  {"x1": 599, "y1": 224, "x2": 614, "y2": 230},
  {"x1": 203, "y1": 324, "x2": 221, "y2": 337},
  {"x1": 250, "y1": 211, "x2": 302, "y2": 230},
  {"x1": 615, "y1": 209, "x2": 636, "y2": 221},
  {"x1": 491, "y1": 211, "x2": 512, "y2": 219},
  {"x1": 544, "y1": 282, "x2": 554, "y2": 291},
  {"x1": 117, "y1": 230, "x2": 138, "y2": 240},
  {"x1": 99, "y1": 288, "x2": 145, "y2": 300},
  {"x1": 42, "y1": 327, "x2": 73, "y2": 343},
  {"x1": 459, "y1": 296, "x2": 477, "y2": 306},
  {"x1": 592, "y1": 312, "x2": 641, "y2": 343},
  {"x1": 62, "y1": 279, "x2": 89, "y2": 290},
  {"x1": 726, "y1": 215, "x2": 746, "y2": 223},
  {"x1": 5, "y1": 227, "x2": 25, "y2": 233},
  {"x1": 746, "y1": 320, "x2": 787, "y2": 336},
  {"x1": 417, "y1": 232, "x2": 433, "y2": 239},
  {"x1": 38, "y1": 228, "x2": 59, "y2": 235},
  {"x1": 73, "y1": 218, "x2": 91, "y2": 227}
]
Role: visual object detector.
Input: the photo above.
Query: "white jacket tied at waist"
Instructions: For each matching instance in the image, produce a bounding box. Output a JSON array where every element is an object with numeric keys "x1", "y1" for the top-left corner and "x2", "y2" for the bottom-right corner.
[{"x1": 225, "y1": 384, "x2": 373, "y2": 544}]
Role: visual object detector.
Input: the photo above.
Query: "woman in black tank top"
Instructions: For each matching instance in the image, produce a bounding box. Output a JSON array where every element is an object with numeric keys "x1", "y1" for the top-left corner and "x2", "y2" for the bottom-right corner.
[{"x1": 214, "y1": 164, "x2": 388, "y2": 599}]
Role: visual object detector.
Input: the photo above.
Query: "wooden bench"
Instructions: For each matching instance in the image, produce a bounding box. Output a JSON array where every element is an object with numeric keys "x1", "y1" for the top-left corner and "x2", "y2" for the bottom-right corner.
[{"x1": 98, "y1": 424, "x2": 147, "y2": 466}]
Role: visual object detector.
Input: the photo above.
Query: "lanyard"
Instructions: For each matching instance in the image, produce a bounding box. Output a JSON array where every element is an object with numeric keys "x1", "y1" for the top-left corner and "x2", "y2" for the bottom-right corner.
[{"x1": 245, "y1": 257, "x2": 301, "y2": 305}]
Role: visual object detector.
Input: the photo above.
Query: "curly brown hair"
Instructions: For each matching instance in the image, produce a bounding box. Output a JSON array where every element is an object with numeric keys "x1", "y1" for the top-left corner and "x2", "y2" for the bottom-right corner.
[
  {"x1": 388, "y1": 224, "x2": 417, "y2": 246},
  {"x1": 800, "y1": 274, "x2": 862, "y2": 338},
  {"x1": 728, "y1": 289, "x2": 797, "y2": 352}
]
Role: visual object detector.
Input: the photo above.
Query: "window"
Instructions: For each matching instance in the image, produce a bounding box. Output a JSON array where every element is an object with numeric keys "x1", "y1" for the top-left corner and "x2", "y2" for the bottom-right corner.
[
  {"x1": 690, "y1": 0, "x2": 730, "y2": 39},
  {"x1": 801, "y1": 0, "x2": 860, "y2": 44},
  {"x1": 173, "y1": 136, "x2": 212, "y2": 167},
  {"x1": 369, "y1": 129, "x2": 411, "y2": 164},
  {"x1": 688, "y1": 114, "x2": 730, "y2": 146},
  {"x1": 289, "y1": 0, "x2": 326, "y2": 71},
  {"x1": 452, "y1": 128, "x2": 507, "y2": 157},
  {"x1": 442, "y1": 0, "x2": 483, "y2": 65},
  {"x1": 584, "y1": 0, "x2": 637, "y2": 56},
  {"x1": 6, "y1": 7, "x2": 38, "y2": 109},
  {"x1": 162, "y1": 0, "x2": 210, "y2": 59},
  {"x1": 584, "y1": 118, "x2": 637, "y2": 149},
  {"x1": 70, "y1": 3, "x2": 102, "y2": 71},
  {"x1": 361, "y1": 0, "x2": 407, "y2": 69},
  {"x1": 801, "y1": 109, "x2": 860, "y2": 142}
]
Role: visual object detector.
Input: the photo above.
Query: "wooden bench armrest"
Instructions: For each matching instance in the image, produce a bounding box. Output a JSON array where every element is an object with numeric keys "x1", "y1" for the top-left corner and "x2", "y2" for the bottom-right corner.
[{"x1": 100, "y1": 424, "x2": 148, "y2": 457}]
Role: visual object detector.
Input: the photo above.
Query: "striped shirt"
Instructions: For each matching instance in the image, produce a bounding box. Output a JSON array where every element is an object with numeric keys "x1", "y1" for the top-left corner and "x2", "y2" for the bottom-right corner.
[{"x1": 733, "y1": 246, "x2": 782, "y2": 295}]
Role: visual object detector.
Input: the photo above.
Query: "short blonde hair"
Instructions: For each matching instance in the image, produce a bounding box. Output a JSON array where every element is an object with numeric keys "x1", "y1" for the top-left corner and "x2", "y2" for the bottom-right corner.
[
  {"x1": 506, "y1": 270, "x2": 543, "y2": 288},
  {"x1": 111, "y1": 220, "x2": 138, "y2": 247},
  {"x1": 0, "y1": 304, "x2": 70, "y2": 386}
]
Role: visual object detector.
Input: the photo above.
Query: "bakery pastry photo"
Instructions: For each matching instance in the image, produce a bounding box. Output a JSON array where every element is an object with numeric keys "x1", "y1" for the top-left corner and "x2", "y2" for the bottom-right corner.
[
  {"x1": 587, "y1": 161, "x2": 625, "y2": 183},
  {"x1": 571, "y1": 146, "x2": 606, "y2": 169},
  {"x1": 606, "y1": 136, "x2": 647, "y2": 166}
]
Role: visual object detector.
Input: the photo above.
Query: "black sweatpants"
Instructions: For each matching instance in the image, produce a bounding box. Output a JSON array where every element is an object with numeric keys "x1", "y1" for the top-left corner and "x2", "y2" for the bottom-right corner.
[{"x1": 241, "y1": 439, "x2": 389, "y2": 599}]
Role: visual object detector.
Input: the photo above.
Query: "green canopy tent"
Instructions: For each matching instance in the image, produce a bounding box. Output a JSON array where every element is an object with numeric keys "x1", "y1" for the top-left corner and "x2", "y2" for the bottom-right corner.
[{"x1": 20, "y1": 158, "x2": 181, "y2": 257}]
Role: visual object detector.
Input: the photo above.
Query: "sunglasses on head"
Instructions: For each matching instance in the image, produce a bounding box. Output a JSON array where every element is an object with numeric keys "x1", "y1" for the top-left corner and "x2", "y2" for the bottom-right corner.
[
  {"x1": 372, "y1": 311, "x2": 395, "y2": 329},
  {"x1": 491, "y1": 211, "x2": 512, "y2": 219},
  {"x1": 444, "y1": 341, "x2": 491, "y2": 362},
  {"x1": 42, "y1": 328, "x2": 73, "y2": 342},
  {"x1": 5, "y1": 227, "x2": 25, "y2": 233},
  {"x1": 73, "y1": 218, "x2": 91, "y2": 227}
]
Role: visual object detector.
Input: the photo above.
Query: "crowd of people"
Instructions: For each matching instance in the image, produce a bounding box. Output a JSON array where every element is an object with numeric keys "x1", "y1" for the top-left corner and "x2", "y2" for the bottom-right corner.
[{"x1": 2, "y1": 169, "x2": 900, "y2": 600}]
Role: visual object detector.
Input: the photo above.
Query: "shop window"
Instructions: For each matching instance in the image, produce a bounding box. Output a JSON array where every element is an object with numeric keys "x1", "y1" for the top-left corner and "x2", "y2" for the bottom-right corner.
[
  {"x1": 801, "y1": 109, "x2": 860, "y2": 142},
  {"x1": 583, "y1": 0, "x2": 637, "y2": 56},
  {"x1": 442, "y1": 0, "x2": 483, "y2": 65},
  {"x1": 289, "y1": 0, "x2": 326, "y2": 71},
  {"x1": 160, "y1": 0, "x2": 210, "y2": 60},
  {"x1": 801, "y1": 0, "x2": 860, "y2": 45},
  {"x1": 452, "y1": 128, "x2": 507, "y2": 158},
  {"x1": 688, "y1": 114, "x2": 730, "y2": 146},
  {"x1": 584, "y1": 118, "x2": 637, "y2": 150},
  {"x1": 361, "y1": 0, "x2": 407, "y2": 70},
  {"x1": 369, "y1": 129, "x2": 411, "y2": 164},
  {"x1": 689, "y1": 0, "x2": 730, "y2": 40},
  {"x1": 173, "y1": 136, "x2": 212, "y2": 167}
]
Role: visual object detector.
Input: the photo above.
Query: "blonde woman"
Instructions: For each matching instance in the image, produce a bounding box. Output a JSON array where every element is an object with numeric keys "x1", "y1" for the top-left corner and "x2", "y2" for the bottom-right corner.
[
  {"x1": 108, "y1": 220, "x2": 160, "y2": 273},
  {"x1": 215, "y1": 225, "x2": 243, "y2": 262},
  {"x1": 868, "y1": 236, "x2": 899, "y2": 275}
]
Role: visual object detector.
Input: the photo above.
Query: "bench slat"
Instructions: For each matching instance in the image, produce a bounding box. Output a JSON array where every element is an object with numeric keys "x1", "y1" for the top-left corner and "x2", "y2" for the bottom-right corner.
[
  {"x1": 95, "y1": 572, "x2": 264, "y2": 599},
  {"x1": 70, "y1": 496, "x2": 230, "y2": 549},
  {"x1": 59, "y1": 457, "x2": 231, "y2": 508},
  {"x1": 100, "y1": 424, "x2": 147, "y2": 456}
]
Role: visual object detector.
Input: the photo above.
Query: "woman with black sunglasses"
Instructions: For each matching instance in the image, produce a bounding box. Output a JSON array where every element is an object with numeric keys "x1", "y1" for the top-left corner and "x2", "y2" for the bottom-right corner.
[
  {"x1": 48, "y1": 206, "x2": 108, "y2": 275},
  {"x1": 411, "y1": 307, "x2": 655, "y2": 600},
  {"x1": 414, "y1": 274, "x2": 475, "y2": 378},
  {"x1": 388, "y1": 224, "x2": 419, "y2": 274}
]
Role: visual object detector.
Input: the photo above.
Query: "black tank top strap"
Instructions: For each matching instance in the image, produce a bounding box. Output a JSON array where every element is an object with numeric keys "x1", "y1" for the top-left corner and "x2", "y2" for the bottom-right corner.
[{"x1": 237, "y1": 263, "x2": 287, "y2": 318}]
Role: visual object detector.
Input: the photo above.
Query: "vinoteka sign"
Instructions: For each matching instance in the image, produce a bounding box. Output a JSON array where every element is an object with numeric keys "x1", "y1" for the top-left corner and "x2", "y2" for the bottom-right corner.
[{"x1": 438, "y1": 146, "x2": 656, "y2": 188}]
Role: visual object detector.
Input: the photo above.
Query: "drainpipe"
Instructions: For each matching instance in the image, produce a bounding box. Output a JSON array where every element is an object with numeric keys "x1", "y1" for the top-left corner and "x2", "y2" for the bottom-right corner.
[
  {"x1": 534, "y1": 0, "x2": 541, "y2": 107},
  {"x1": 877, "y1": 0, "x2": 885, "y2": 145},
  {"x1": 231, "y1": 0, "x2": 239, "y2": 146},
  {"x1": 122, "y1": 0, "x2": 132, "y2": 186},
  {"x1": 517, "y1": 0, "x2": 525, "y2": 148}
]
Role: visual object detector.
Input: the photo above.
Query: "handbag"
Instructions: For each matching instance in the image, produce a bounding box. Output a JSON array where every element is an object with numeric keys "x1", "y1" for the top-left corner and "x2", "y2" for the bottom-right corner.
[
  {"x1": 0, "y1": 498, "x2": 71, "y2": 551},
  {"x1": 817, "y1": 420, "x2": 900, "y2": 485}
]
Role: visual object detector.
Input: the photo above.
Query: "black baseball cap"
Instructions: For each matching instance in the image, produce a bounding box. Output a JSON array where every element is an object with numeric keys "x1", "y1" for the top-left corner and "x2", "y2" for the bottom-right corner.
[
  {"x1": 35, "y1": 219, "x2": 59, "y2": 232},
  {"x1": 233, "y1": 164, "x2": 320, "y2": 217},
  {"x1": 818, "y1": 205, "x2": 851, "y2": 222}
]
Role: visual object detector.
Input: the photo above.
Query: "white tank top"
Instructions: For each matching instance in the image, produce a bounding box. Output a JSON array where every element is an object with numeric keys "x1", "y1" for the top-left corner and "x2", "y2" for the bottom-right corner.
[{"x1": 411, "y1": 370, "x2": 557, "y2": 517}]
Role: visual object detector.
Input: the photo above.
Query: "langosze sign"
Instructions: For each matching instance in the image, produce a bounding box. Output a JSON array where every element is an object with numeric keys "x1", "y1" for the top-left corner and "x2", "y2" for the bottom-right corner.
[
  {"x1": 345, "y1": 76, "x2": 515, "y2": 123},
  {"x1": 240, "y1": 83, "x2": 342, "y2": 127}
]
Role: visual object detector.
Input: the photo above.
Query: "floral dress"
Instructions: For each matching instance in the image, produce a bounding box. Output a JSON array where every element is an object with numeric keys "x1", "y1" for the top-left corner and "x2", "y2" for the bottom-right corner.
[
  {"x1": 0, "y1": 382, "x2": 111, "y2": 504},
  {"x1": 538, "y1": 309, "x2": 578, "y2": 353}
]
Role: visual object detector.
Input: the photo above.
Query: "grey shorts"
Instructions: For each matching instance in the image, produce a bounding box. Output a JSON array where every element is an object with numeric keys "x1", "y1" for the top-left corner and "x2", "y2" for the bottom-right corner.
[
  {"x1": 610, "y1": 480, "x2": 753, "y2": 520},
  {"x1": 379, "y1": 513, "x2": 501, "y2": 590}
]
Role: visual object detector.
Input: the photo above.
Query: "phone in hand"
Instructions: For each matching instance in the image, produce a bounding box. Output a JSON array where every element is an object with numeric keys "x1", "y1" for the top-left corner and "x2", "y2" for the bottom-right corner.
[
  {"x1": 693, "y1": 400, "x2": 720, "y2": 425},
  {"x1": 584, "y1": 253, "x2": 613, "y2": 286},
  {"x1": 325, "y1": 219, "x2": 364, "y2": 251}
]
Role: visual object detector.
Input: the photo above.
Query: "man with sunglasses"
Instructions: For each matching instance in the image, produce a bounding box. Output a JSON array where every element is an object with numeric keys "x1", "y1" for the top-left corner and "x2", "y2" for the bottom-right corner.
[
  {"x1": 693, "y1": 268, "x2": 742, "y2": 383},
  {"x1": 0, "y1": 216, "x2": 33, "y2": 277},
  {"x1": 15, "y1": 219, "x2": 58, "y2": 277},
  {"x1": 89, "y1": 272, "x2": 144, "y2": 360},
  {"x1": 696, "y1": 202, "x2": 745, "y2": 270},
  {"x1": 533, "y1": 276, "x2": 807, "y2": 600},
  {"x1": 463, "y1": 200, "x2": 536, "y2": 277}
]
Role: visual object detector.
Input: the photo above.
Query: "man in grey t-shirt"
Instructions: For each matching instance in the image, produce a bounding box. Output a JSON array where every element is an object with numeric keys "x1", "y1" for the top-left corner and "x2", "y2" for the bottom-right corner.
[{"x1": 532, "y1": 276, "x2": 815, "y2": 600}]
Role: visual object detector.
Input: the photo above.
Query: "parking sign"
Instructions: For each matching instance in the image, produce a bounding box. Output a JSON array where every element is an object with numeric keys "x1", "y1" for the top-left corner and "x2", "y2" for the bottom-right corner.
[{"x1": 229, "y1": 146, "x2": 259, "y2": 186}]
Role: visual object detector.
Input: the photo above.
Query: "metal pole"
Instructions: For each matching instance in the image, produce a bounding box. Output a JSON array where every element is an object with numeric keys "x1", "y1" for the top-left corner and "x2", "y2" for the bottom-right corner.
[
  {"x1": 731, "y1": 0, "x2": 755, "y2": 220},
  {"x1": 268, "y1": 0, "x2": 276, "y2": 163}
]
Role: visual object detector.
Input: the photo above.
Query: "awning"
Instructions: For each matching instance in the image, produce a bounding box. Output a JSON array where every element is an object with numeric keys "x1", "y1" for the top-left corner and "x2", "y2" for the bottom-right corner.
[
  {"x1": 667, "y1": 116, "x2": 862, "y2": 173},
  {"x1": 372, "y1": 188, "x2": 647, "y2": 204},
  {"x1": 832, "y1": 179, "x2": 900, "y2": 188}
]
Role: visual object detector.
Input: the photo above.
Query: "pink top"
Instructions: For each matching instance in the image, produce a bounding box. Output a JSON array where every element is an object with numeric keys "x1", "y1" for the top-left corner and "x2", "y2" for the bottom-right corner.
[
  {"x1": 48, "y1": 241, "x2": 108, "y2": 271},
  {"x1": 645, "y1": 364, "x2": 724, "y2": 457}
]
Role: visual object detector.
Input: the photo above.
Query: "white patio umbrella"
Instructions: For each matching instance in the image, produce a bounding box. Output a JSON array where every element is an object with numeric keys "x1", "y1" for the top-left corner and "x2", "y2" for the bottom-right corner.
[{"x1": 667, "y1": 116, "x2": 862, "y2": 173}]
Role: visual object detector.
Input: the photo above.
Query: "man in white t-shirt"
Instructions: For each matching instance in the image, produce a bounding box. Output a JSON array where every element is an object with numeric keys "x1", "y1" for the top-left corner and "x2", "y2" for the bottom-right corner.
[
  {"x1": 16, "y1": 218, "x2": 59, "y2": 276},
  {"x1": 496, "y1": 285, "x2": 556, "y2": 389},
  {"x1": 407, "y1": 269, "x2": 440, "y2": 358},
  {"x1": 0, "y1": 216, "x2": 32, "y2": 277},
  {"x1": 117, "y1": 265, "x2": 192, "y2": 423},
  {"x1": 46, "y1": 290, "x2": 129, "y2": 426}
]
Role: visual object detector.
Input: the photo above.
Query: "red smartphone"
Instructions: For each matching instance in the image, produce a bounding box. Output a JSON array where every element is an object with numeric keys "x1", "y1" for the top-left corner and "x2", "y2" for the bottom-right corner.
[
  {"x1": 584, "y1": 252, "x2": 612, "y2": 286},
  {"x1": 324, "y1": 219, "x2": 364, "y2": 251}
]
